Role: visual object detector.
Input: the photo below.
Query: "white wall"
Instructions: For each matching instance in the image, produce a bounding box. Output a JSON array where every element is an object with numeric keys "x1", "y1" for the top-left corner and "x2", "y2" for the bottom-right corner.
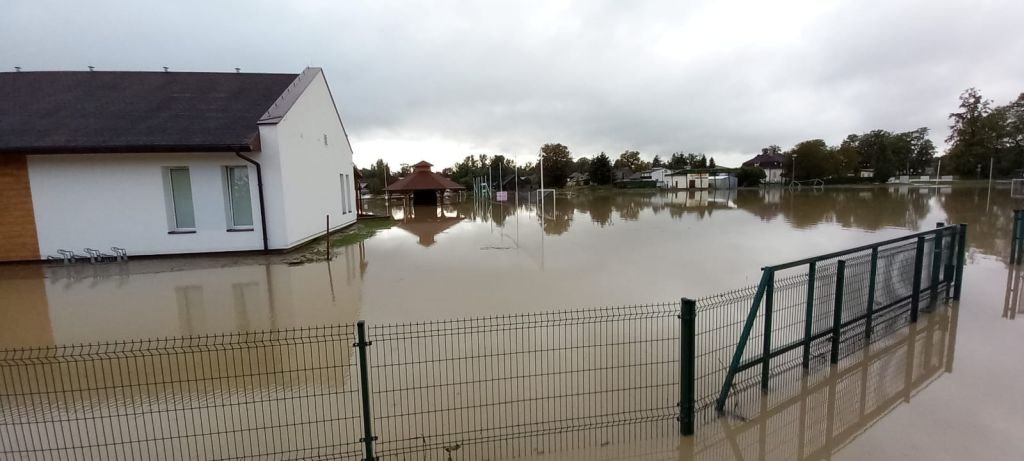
[
  {"x1": 765, "y1": 168, "x2": 784, "y2": 184},
  {"x1": 666, "y1": 173, "x2": 709, "y2": 189},
  {"x1": 257, "y1": 70, "x2": 357, "y2": 249},
  {"x1": 28, "y1": 153, "x2": 264, "y2": 258}
]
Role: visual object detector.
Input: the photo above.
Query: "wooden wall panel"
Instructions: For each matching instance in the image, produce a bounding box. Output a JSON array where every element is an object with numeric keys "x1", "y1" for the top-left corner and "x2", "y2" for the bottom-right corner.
[{"x1": 0, "y1": 154, "x2": 41, "y2": 261}]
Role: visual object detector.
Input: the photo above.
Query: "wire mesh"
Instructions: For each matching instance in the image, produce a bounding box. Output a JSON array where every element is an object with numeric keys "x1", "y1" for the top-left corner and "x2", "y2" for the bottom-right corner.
[
  {"x1": 364, "y1": 303, "x2": 681, "y2": 460},
  {"x1": 0, "y1": 326, "x2": 363, "y2": 461},
  {"x1": 714, "y1": 225, "x2": 960, "y2": 412}
]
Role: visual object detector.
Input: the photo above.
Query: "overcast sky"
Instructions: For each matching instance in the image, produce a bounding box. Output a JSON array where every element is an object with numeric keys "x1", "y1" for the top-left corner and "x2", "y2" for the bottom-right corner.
[{"x1": 3, "y1": 0, "x2": 1023, "y2": 168}]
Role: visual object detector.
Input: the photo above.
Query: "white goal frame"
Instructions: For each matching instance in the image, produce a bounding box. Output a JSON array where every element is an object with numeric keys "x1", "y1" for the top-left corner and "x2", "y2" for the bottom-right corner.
[{"x1": 1012, "y1": 179, "x2": 1024, "y2": 198}]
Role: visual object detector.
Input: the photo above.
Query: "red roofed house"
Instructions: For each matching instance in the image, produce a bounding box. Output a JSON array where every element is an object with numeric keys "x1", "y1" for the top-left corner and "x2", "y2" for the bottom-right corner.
[{"x1": 384, "y1": 161, "x2": 465, "y2": 206}]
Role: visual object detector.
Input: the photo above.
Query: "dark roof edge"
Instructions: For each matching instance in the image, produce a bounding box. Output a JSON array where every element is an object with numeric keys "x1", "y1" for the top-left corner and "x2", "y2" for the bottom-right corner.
[
  {"x1": 257, "y1": 67, "x2": 321, "y2": 125},
  {"x1": 0, "y1": 143, "x2": 256, "y2": 155}
]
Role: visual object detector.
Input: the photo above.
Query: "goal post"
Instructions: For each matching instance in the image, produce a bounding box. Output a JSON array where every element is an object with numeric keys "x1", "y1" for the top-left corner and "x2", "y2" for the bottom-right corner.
[{"x1": 1012, "y1": 179, "x2": 1024, "y2": 198}]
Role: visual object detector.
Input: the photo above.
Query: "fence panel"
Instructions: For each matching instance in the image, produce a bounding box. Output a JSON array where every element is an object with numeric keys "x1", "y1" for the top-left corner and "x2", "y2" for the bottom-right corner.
[
  {"x1": 364, "y1": 303, "x2": 680, "y2": 460},
  {"x1": 715, "y1": 224, "x2": 963, "y2": 412},
  {"x1": 0, "y1": 326, "x2": 364, "y2": 460}
]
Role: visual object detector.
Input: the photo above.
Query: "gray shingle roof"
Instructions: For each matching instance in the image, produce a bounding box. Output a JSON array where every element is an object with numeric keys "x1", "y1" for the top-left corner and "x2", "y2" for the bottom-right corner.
[{"x1": 0, "y1": 70, "x2": 300, "y2": 154}]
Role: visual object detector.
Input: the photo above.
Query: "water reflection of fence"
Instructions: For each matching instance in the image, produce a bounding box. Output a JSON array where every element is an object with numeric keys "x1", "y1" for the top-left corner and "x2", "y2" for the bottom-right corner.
[{"x1": 696, "y1": 302, "x2": 957, "y2": 461}]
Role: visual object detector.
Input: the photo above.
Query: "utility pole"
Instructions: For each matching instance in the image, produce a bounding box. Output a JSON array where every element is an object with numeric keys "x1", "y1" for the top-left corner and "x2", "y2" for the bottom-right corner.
[
  {"x1": 499, "y1": 160, "x2": 503, "y2": 192},
  {"x1": 540, "y1": 149, "x2": 545, "y2": 193},
  {"x1": 989, "y1": 156, "x2": 995, "y2": 191}
]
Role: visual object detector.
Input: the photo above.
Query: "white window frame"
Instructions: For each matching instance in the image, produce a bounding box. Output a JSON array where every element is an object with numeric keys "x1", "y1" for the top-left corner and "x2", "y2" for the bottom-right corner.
[
  {"x1": 224, "y1": 165, "x2": 255, "y2": 231},
  {"x1": 166, "y1": 166, "x2": 196, "y2": 233},
  {"x1": 340, "y1": 173, "x2": 349, "y2": 214}
]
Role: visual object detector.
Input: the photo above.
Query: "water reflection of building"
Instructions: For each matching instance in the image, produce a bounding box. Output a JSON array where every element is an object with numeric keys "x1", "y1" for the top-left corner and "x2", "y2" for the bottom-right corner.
[
  {"x1": 0, "y1": 243, "x2": 368, "y2": 347},
  {"x1": 394, "y1": 205, "x2": 467, "y2": 247}
]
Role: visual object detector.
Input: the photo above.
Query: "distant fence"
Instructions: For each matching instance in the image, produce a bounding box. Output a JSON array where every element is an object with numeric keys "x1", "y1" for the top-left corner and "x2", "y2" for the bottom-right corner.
[{"x1": 0, "y1": 225, "x2": 968, "y2": 460}]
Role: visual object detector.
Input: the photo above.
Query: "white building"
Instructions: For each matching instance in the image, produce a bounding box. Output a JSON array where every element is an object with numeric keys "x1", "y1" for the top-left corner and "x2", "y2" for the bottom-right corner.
[
  {"x1": 742, "y1": 152, "x2": 786, "y2": 184},
  {"x1": 638, "y1": 167, "x2": 671, "y2": 187},
  {"x1": 665, "y1": 171, "x2": 710, "y2": 189},
  {"x1": 0, "y1": 67, "x2": 358, "y2": 261}
]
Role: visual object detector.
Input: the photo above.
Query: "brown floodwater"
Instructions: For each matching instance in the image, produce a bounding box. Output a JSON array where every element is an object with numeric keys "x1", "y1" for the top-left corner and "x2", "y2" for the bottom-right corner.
[{"x1": 1, "y1": 185, "x2": 1021, "y2": 460}]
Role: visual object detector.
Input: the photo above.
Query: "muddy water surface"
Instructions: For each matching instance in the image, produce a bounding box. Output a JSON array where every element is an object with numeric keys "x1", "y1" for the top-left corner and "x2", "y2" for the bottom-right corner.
[{"x1": 1, "y1": 185, "x2": 1021, "y2": 460}]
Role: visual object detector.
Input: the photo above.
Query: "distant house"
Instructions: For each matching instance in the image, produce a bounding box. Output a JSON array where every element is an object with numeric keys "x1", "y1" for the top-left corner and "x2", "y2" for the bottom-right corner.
[
  {"x1": 638, "y1": 167, "x2": 670, "y2": 187},
  {"x1": 384, "y1": 161, "x2": 465, "y2": 206},
  {"x1": 666, "y1": 170, "x2": 710, "y2": 189},
  {"x1": 743, "y1": 153, "x2": 786, "y2": 184},
  {"x1": 0, "y1": 67, "x2": 358, "y2": 262},
  {"x1": 567, "y1": 172, "x2": 590, "y2": 186}
]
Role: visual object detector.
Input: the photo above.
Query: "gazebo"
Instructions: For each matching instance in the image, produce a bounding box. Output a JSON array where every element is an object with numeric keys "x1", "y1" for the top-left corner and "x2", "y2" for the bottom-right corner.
[{"x1": 384, "y1": 161, "x2": 465, "y2": 205}]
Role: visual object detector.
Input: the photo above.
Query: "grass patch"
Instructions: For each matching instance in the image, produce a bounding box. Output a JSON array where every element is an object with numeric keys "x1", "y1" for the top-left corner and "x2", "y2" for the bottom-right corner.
[
  {"x1": 284, "y1": 218, "x2": 397, "y2": 265},
  {"x1": 329, "y1": 218, "x2": 398, "y2": 247}
]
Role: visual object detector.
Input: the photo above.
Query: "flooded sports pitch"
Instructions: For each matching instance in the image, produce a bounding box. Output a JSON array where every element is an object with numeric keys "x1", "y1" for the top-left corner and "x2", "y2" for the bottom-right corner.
[{"x1": 1, "y1": 185, "x2": 1021, "y2": 460}]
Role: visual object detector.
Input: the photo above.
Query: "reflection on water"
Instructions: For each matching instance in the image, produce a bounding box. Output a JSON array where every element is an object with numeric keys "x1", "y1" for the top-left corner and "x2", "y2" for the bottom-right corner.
[
  {"x1": 1, "y1": 186, "x2": 1019, "y2": 346},
  {"x1": 0, "y1": 185, "x2": 1021, "y2": 460}
]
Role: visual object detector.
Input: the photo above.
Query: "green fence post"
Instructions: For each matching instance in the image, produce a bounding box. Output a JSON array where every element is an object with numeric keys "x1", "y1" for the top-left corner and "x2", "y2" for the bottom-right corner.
[
  {"x1": 911, "y1": 236, "x2": 925, "y2": 322},
  {"x1": 930, "y1": 223, "x2": 944, "y2": 308},
  {"x1": 830, "y1": 260, "x2": 846, "y2": 364},
  {"x1": 355, "y1": 321, "x2": 377, "y2": 461},
  {"x1": 1017, "y1": 211, "x2": 1024, "y2": 264},
  {"x1": 954, "y1": 224, "x2": 967, "y2": 300},
  {"x1": 680, "y1": 298, "x2": 696, "y2": 436},
  {"x1": 802, "y1": 262, "x2": 816, "y2": 369},
  {"x1": 865, "y1": 248, "x2": 878, "y2": 339},
  {"x1": 944, "y1": 226, "x2": 956, "y2": 301},
  {"x1": 1012, "y1": 211, "x2": 1020, "y2": 264},
  {"x1": 716, "y1": 269, "x2": 771, "y2": 413},
  {"x1": 761, "y1": 269, "x2": 775, "y2": 392}
]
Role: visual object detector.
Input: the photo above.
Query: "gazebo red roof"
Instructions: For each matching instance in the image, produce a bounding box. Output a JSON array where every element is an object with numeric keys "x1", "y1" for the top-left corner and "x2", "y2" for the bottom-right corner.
[{"x1": 384, "y1": 160, "x2": 465, "y2": 192}]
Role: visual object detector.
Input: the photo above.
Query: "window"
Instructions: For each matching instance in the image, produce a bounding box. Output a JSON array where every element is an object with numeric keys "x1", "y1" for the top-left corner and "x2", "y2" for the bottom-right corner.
[
  {"x1": 168, "y1": 167, "x2": 196, "y2": 231},
  {"x1": 344, "y1": 174, "x2": 351, "y2": 213},
  {"x1": 225, "y1": 166, "x2": 254, "y2": 229},
  {"x1": 340, "y1": 174, "x2": 349, "y2": 214}
]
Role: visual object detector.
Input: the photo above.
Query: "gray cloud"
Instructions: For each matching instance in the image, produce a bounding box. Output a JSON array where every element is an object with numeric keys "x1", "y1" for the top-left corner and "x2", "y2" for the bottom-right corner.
[{"x1": 3, "y1": 0, "x2": 1023, "y2": 167}]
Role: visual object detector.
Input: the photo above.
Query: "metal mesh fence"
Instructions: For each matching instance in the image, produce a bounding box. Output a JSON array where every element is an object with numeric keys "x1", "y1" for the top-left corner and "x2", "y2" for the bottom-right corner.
[
  {"x1": 0, "y1": 326, "x2": 363, "y2": 461},
  {"x1": 365, "y1": 303, "x2": 681, "y2": 460},
  {"x1": 714, "y1": 225, "x2": 961, "y2": 413}
]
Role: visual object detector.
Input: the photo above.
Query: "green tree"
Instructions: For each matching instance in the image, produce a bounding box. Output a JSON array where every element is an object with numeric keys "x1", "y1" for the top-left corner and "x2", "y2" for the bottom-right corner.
[
  {"x1": 946, "y1": 88, "x2": 998, "y2": 176},
  {"x1": 667, "y1": 152, "x2": 688, "y2": 169},
  {"x1": 617, "y1": 150, "x2": 644, "y2": 171},
  {"x1": 735, "y1": 166, "x2": 766, "y2": 187},
  {"x1": 709, "y1": 157, "x2": 717, "y2": 169},
  {"x1": 652, "y1": 155, "x2": 664, "y2": 168},
  {"x1": 590, "y1": 152, "x2": 613, "y2": 185},
  {"x1": 540, "y1": 143, "x2": 574, "y2": 188},
  {"x1": 857, "y1": 130, "x2": 903, "y2": 182},
  {"x1": 835, "y1": 134, "x2": 861, "y2": 177},
  {"x1": 783, "y1": 139, "x2": 833, "y2": 181},
  {"x1": 574, "y1": 156, "x2": 592, "y2": 174}
]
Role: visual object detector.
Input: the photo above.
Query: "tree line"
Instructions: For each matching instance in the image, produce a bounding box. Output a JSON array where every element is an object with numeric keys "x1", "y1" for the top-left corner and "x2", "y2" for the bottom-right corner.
[{"x1": 358, "y1": 87, "x2": 1023, "y2": 192}]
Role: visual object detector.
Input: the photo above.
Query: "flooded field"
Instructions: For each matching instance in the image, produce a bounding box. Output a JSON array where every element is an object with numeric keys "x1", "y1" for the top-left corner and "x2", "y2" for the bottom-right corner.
[{"x1": 1, "y1": 185, "x2": 1022, "y2": 460}]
